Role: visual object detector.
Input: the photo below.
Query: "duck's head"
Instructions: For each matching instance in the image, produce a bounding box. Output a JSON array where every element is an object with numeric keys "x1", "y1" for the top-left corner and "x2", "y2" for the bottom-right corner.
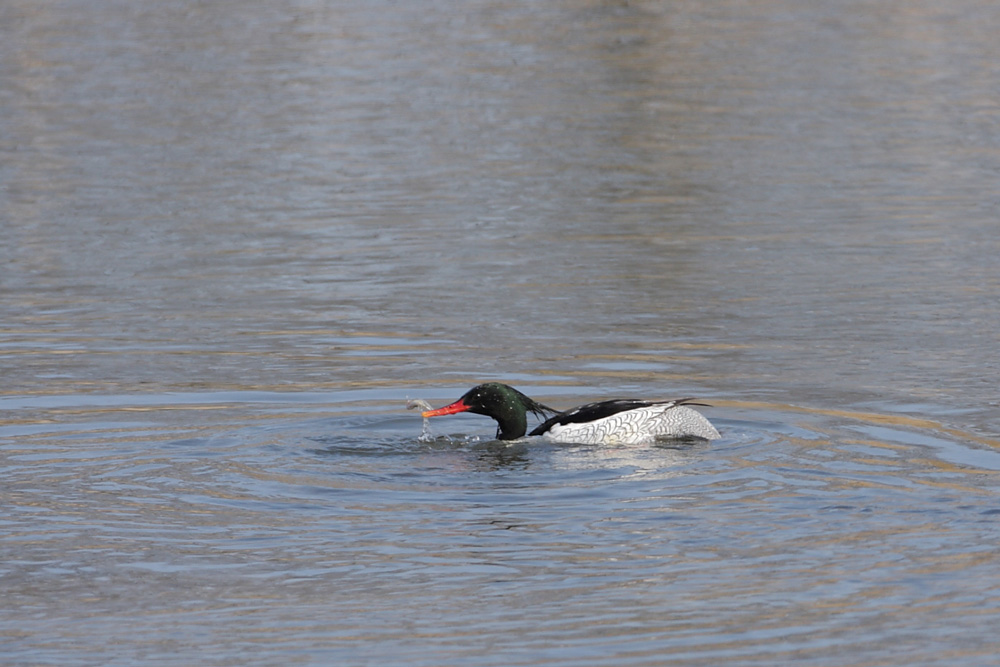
[{"x1": 421, "y1": 382, "x2": 556, "y2": 440}]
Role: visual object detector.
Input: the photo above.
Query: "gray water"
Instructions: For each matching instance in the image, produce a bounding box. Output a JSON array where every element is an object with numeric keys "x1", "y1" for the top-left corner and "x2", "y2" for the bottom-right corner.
[{"x1": 3, "y1": 0, "x2": 1000, "y2": 664}]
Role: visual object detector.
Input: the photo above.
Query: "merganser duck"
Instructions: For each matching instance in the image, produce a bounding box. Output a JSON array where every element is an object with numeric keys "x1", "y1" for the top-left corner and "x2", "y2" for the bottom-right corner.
[{"x1": 421, "y1": 382, "x2": 720, "y2": 444}]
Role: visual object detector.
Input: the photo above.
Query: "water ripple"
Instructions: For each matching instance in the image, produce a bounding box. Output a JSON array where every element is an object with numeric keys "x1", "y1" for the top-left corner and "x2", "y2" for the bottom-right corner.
[{"x1": 5, "y1": 393, "x2": 1000, "y2": 663}]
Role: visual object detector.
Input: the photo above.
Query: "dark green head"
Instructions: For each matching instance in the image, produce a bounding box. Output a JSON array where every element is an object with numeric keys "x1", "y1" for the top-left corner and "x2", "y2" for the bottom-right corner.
[{"x1": 422, "y1": 382, "x2": 556, "y2": 440}]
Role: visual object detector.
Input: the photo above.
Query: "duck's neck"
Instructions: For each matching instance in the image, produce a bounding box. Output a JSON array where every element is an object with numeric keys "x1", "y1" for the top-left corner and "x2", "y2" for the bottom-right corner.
[{"x1": 493, "y1": 404, "x2": 528, "y2": 440}]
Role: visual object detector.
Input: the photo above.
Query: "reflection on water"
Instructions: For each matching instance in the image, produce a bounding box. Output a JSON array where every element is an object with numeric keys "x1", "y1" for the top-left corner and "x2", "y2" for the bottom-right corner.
[{"x1": 3, "y1": 0, "x2": 1000, "y2": 663}]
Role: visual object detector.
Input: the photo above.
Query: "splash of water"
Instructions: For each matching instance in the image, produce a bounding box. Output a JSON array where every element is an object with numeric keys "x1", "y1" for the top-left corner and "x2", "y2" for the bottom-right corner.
[{"x1": 406, "y1": 398, "x2": 436, "y2": 442}]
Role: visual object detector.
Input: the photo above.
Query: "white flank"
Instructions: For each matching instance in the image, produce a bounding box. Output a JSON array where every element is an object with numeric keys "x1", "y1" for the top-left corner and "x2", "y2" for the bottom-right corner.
[{"x1": 542, "y1": 404, "x2": 720, "y2": 445}]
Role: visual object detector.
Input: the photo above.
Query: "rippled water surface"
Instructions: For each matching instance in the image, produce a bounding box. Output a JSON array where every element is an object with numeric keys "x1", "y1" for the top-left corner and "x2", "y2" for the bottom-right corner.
[{"x1": 3, "y1": 0, "x2": 1000, "y2": 664}]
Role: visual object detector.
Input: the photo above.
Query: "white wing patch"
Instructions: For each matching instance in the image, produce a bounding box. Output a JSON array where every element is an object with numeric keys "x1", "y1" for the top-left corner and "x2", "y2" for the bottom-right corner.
[{"x1": 543, "y1": 404, "x2": 720, "y2": 445}]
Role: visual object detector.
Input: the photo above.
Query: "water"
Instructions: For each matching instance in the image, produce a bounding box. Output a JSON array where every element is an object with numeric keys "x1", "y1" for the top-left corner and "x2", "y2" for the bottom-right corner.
[{"x1": 3, "y1": 0, "x2": 1000, "y2": 664}]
